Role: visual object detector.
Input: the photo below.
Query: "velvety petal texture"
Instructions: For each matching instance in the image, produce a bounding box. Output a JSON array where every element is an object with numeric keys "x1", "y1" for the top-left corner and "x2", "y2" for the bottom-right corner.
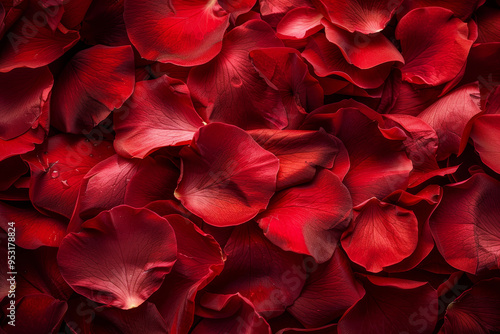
[
  {"x1": 256, "y1": 170, "x2": 352, "y2": 263},
  {"x1": 51, "y1": 45, "x2": 135, "y2": 133},
  {"x1": 188, "y1": 19, "x2": 288, "y2": 129},
  {"x1": 114, "y1": 75, "x2": 205, "y2": 158},
  {"x1": 430, "y1": 173, "x2": 500, "y2": 274},
  {"x1": 124, "y1": 0, "x2": 229, "y2": 66},
  {"x1": 175, "y1": 123, "x2": 279, "y2": 227},
  {"x1": 58, "y1": 205, "x2": 178, "y2": 310}
]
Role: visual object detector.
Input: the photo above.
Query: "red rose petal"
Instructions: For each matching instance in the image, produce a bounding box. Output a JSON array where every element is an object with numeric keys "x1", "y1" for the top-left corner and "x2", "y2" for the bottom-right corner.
[
  {"x1": 318, "y1": 0, "x2": 403, "y2": 34},
  {"x1": 418, "y1": 82, "x2": 482, "y2": 160},
  {"x1": 0, "y1": 202, "x2": 66, "y2": 249},
  {"x1": 114, "y1": 75, "x2": 205, "y2": 159},
  {"x1": 51, "y1": 45, "x2": 135, "y2": 133},
  {"x1": 207, "y1": 222, "x2": 305, "y2": 317},
  {"x1": 288, "y1": 249, "x2": 364, "y2": 328},
  {"x1": 124, "y1": 0, "x2": 229, "y2": 66},
  {"x1": 175, "y1": 123, "x2": 279, "y2": 227},
  {"x1": 23, "y1": 134, "x2": 114, "y2": 218},
  {"x1": 276, "y1": 7, "x2": 323, "y2": 40},
  {"x1": 248, "y1": 129, "x2": 342, "y2": 189},
  {"x1": 341, "y1": 198, "x2": 419, "y2": 272},
  {"x1": 397, "y1": 7, "x2": 475, "y2": 86},
  {"x1": 256, "y1": 170, "x2": 352, "y2": 263},
  {"x1": 430, "y1": 173, "x2": 500, "y2": 274},
  {"x1": 302, "y1": 33, "x2": 395, "y2": 89},
  {"x1": 187, "y1": 19, "x2": 288, "y2": 129},
  {"x1": 58, "y1": 205, "x2": 177, "y2": 310},
  {"x1": 338, "y1": 276, "x2": 437, "y2": 334},
  {"x1": 0, "y1": 67, "x2": 52, "y2": 140},
  {"x1": 442, "y1": 278, "x2": 500, "y2": 333},
  {"x1": 470, "y1": 114, "x2": 500, "y2": 174}
]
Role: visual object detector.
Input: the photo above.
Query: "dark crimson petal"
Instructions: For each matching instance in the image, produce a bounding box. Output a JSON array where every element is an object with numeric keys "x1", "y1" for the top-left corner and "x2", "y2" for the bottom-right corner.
[
  {"x1": 0, "y1": 156, "x2": 27, "y2": 191},
  {"x1": 429, "y1": 173, "x2": 500, "y2": 274},
  {"x1": 302, "y1": 33, "x2": 395, "y2": 89},
  {"x1": 15, "y1": 247, "x2": 73, "y2": 301},
  {"x1": 323, "y1": 19, "x2": 404, "y2": 70},
  {"x1": 276, "y1": 7, "x2": 323, "y2": 40},
  {"x1": 396, "y1": 7, "x2": 475, "y2": 86},
  {"x1": 193, "y1": 293, "x2": 271, "y2": 334},
  {"x1": 51, "y1": 45, "x2": 135, "y2": 133},
  {"x1": 442, "y1": 278, "x2": 500, "y2": 333},
  {"x1": 58, "y1": 205, "x2": 177, "y2": 310},
  {"x1": 277, "y1": 325, "x2": 337, "y2": 333},
  {"x1": 249, "y1": 47, "x2": 324, "y2": 129},
  {"x1": 338, "y1": 276, "x2": 437, "y2": 334},
  {"x1": 302, "y1": 101, "x2": 413, "y2": 205},
  {"x1": 256, "y1": 170, "x2": 352, "y2": 263},
  {"x1": 0, "y1": 203, "x2": 66, "y2": 249},
  {"x1": 175, "y1": 123, "x2": 279, "y2": 227},
  {"x1": 150, "y1": 214, "x2": 224, "y2": 332},
  {"x1": 1, "y1": 294, "x2": 67, "y2": 334},
  {"x1": 288, "y1": 249, "x2": 364, "y2": 328},
  {"x1": 124, "y1": 156, "x2": 179, "y2": 207},
  {"x1": 114, "y1": 75, "x2": 205, "y2": 159},
  {"x1": 188, "y1": 19, "x2": 288, "y2": 129},
  {"x1": 0, "y1": 67, "x2": 52, "y2": 140},
  {"x1": 470, "y1": 114, "x2": 500, "y2": 174},
  {"x1": 60, "y1": 0, "x2": 93, "y2": 29},
  {"x1": 207, "y1": 223, "x2": 305, "y2": 317},
  {"x1": 389, "y1": 82, "x2": 441, "y2": 116},
  {"x1": 248, "y1": 129, "x2": 342, "y2": 189},
  {"x1": 476, "y1": 6, "x2": 500, "y2": 43},
  {"x1": 80, "y1": 0, "x2": 130, "y2": 46},
  {"x1": 341, "y1": 198, "x2": 419, "y2": 272},
  {"x1": 259, "y1": 0, "x2": 313, "y2": 26},
  {"x1": 124, "y1": 0, "x2": 229, "y2": 66},
  {"x1": 0, "y1": 11, "x2": 79, "y2": 72},
  {"x1": 317, "y1": 0, "x2": 403, "y2": 34},
  {"x1": 418, "y1": 82, "x2": 482, "y2": 160},
  {"x1": 22, "y1": 134, "x2": 114, "y2": 218},
  {"x1": 398, "y1": 0, "x2": 485, "y2": 21}
]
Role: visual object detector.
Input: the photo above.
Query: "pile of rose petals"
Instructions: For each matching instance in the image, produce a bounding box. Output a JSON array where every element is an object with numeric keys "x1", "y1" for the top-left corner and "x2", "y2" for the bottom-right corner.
[{"x1": 1, "y1": 0, "x2": 500, "y2": 333}]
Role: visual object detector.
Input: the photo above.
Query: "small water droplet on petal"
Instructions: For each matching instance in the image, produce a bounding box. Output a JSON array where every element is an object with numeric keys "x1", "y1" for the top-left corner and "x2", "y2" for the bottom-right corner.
[
  {"x1": 230, "y1": 76, "x2": 243, "y2": 87},
  {"x1": 51, "y1": 170, "x2": 59, "y2": 179}
]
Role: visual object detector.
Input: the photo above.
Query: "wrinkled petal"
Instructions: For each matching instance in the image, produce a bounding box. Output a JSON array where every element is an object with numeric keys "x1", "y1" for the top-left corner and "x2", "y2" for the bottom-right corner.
[{"x1": 470, "y1": 114, "x2": 500, "y2": 174}]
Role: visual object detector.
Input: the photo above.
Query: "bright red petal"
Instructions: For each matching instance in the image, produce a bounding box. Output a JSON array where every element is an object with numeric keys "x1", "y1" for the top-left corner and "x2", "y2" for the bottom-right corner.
[
  {"x1": 341, "y1": 198, "x2": 419, "y2": 272},
  {"x1": 256, "y1": 170, "x2": 352, "y2": 263}
]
